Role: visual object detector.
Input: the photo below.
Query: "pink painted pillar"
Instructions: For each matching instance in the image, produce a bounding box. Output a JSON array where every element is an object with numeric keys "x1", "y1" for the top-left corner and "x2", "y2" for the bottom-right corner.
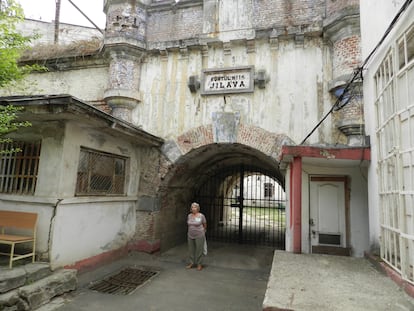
[{"x1": 292, "y1": 156, "x2": 302, "y2": 253}]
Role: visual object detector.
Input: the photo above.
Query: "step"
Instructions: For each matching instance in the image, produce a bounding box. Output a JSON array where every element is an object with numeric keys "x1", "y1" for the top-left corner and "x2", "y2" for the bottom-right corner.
[
  {"x1": 0, "y1": 263, "x2": 77, "y2": 310},
  {"x1": 0, "y1": 263, "x2": 52, "y2": 294}
]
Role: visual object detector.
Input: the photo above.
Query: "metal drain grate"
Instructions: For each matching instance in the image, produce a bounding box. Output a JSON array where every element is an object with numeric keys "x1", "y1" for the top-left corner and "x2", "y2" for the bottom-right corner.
[{"x1": 89, "y1": 267, "x2": 159, "y2": 295}]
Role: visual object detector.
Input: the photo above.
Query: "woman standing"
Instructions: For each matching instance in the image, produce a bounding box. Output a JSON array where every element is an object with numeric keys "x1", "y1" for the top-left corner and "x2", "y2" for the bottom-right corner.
[{"x1": 186, "y1": 202, "x2": 207, "y2": 271}]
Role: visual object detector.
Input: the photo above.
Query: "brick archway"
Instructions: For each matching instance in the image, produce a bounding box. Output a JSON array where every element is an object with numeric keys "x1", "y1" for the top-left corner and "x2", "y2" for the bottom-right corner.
[
  {"x1": 144, "y1": 124, "x2": 295, "y2": 252},
  {"x1": 163, "y1": 123, "x2": 294, "y2": 165}
]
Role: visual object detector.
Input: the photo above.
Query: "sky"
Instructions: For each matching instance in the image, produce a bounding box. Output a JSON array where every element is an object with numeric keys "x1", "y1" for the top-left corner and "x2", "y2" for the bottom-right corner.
[{"x1": 17, "y1": 0, "x2": 106, "y2": 28}]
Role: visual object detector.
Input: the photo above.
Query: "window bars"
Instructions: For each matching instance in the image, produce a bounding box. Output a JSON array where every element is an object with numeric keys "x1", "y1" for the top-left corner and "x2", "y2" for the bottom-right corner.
[
  {"x1": 76, "y1": 148, "x2": 126, "y2": 196},
  {"x1": 0, "y1": 141, "x2": 41, "y2": 195}
]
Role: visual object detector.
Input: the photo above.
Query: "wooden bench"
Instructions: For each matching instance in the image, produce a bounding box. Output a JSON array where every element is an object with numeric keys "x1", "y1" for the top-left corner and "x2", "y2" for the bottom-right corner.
[{"x1": 0, "y1": 210, "x2": 38, "y2": 269}]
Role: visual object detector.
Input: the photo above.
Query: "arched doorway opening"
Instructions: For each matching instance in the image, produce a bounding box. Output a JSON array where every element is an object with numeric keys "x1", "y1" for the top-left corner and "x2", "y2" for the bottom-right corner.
[
  {"x1": 194, "y1": 165, "x2": 285, "y2": 248},
  {"x1": 158, "y1": 143, "x2": 286, "y2": 251}
]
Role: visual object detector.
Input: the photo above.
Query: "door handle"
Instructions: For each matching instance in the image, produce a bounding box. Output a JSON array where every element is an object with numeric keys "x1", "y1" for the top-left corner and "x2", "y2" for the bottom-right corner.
[{"x1": 309, "y1": 218, "x2": 314, "y2": 226}]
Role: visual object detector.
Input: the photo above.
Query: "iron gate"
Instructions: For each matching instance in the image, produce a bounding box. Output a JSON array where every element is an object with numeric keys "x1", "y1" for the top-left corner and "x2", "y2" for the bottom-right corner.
[{"x1": 194, "y1": 165, "x2": 286, "y2": 248}]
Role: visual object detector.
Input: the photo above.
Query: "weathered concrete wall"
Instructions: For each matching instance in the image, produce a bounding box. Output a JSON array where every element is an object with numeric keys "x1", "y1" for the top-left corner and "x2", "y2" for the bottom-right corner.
[
  {"x1": 0, "y1": 67, "x2": 109, "y2": 106},
  {"x1": 253, "y1": 0, "x2": 325, "y2": 29},
  {"x1": 147, "y1": 3, "x2": 203, "y2": 42},
  {"x1": 16, "y1": 19, "x2": 102, "y2": 45},
  {"x1": 0, "y1": 118, "x2": 145, "y2": 267},
  {"x1": 4, "y1": 0, "x2": 368, "y2": 258},
  {"x1": 138, "y1": 38, "x2": 331, "y2": 145},
  {"x1": 13, "y1": 1, "x2": 340, "y2": 148},
  {"x1": 48, "y1": 120, "x2": 142, "y2": 268},
  {"x1": 50, "y1": 200, "x2": 136, "y2": 269}
]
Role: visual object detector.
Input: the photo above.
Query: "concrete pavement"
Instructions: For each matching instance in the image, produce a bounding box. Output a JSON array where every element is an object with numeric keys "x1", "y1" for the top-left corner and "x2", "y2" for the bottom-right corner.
[
  {"x1": 263, "y1": 251, "x2": 414, "y2": 311},
  {"x1": 38, "y1": 242, "x2": 273, "y2": 311},
  {"x1": 36, "y1": 242, "x2": 414, "y2": 311}
]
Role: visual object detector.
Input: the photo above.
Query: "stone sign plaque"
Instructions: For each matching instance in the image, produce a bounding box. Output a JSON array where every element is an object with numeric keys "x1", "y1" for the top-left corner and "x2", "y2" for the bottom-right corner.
[{"x1": 201, "y1": 66, "x2": 254, "y2": 95}]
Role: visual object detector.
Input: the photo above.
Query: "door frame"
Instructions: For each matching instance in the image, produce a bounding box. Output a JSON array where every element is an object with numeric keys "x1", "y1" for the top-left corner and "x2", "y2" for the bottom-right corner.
[{"x1": 309, "y1": 176, "x2": 350, "y2": 256}]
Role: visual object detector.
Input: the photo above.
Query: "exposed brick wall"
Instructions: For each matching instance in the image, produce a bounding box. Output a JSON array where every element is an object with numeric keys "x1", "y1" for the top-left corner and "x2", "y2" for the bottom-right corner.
[
  {"x1": 139, "y1": 147, "x2": 164, "y2": 196},
  {"x1": 91, "y1": 101, "x2": 112, "y2": 114},
  {"x1": 147, "y1": 6, "x2": 203, "y2": 43},
  {"x1": 238, "y1": 124, "x2": 289, "y2": 158},
  {"x1": 338, "y1": 98, "x2": 364, "y2": 123},
  {"x1": 333, "y1": 35, "x2": 361, "y2": 77},
  {"x1": 176, "y1": 125, "x2": 214, "y2": 155},
  {"x1": 254, "y1": 0, "x2": 325, "y2": 29},
  {"x1": 326, "y1": 0, "x2": 359, "y2": 16},
  {"x1": 146, "y1": 0, "x2": 326, "y2": 44},
  {"x1": 105, "y1": 2, "x2": 147, "y2": 40},
  {"x1": 135, "y1": 210, "x2": 159, "y2": 241}
]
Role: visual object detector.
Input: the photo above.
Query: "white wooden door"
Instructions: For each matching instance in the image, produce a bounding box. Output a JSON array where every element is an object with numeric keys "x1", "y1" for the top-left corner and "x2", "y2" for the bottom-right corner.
[{"x1": 310, "y1": 179, "x2": 346, "y2": 249}]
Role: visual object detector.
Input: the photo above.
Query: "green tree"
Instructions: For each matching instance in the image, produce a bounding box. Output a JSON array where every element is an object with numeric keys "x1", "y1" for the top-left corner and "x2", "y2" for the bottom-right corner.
[
  {"x1": 0, "y1": 0, "x2": 39, "y2": 151},
  {"x1": 0, "y1": 0, "x2": 39, "y2": 86},
  {"x1": 0, "y1": 105, "x2": 30, "y2": 153}
]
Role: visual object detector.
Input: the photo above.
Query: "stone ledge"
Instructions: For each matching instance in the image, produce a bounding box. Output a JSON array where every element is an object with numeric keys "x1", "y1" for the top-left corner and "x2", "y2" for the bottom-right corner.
[
  {"x1": 0, "y1": 269, "x2": 77, "y2": 311},
  {"x1": 0, "y1": 263, "x2": 51, "y2": 294},
  {"x1": 20, "y1": 269, "x2": 77, "y2": 310}
]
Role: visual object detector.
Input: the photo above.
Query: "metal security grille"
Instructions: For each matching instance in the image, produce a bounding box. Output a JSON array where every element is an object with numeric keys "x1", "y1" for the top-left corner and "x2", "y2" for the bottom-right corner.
[
  {"x1": 194, "y1": 165, "x2": 286, "y2": 248},
  {"x1": 76, "y1": 148, "x2": 126, "y2": 195},
  {"x1": 0, "y1": 141, "x2": 41, "y2": 195},
  {"x1": 89, "y1": 267, "x2": 159, "y2": 295},
  {"x1": 375, "y1": 25, "x2": 414, "y2": 285}
]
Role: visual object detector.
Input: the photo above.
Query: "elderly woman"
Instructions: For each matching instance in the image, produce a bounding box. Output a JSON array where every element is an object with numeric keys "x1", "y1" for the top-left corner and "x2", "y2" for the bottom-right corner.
[{"x1": 186, "y1": 202, "x2": 207, "y2": 271}]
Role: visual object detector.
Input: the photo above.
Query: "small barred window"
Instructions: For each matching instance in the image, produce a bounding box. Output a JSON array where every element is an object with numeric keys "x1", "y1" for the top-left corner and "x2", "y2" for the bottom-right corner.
[
  {"x1": 264, "y1": 182, "x2": 274, "y2": 198},
  {"x1": 76, "y1": 148, "x2": 126, "y2": 196},
  {"x1": 0, "y1": 141, "x2": 41, "y2": 195}
]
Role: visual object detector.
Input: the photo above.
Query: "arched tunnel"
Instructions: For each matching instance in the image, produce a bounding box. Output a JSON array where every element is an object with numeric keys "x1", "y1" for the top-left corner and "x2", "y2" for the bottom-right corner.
[{"x1": 158, "y1": 143, "x2": 286, "y2": 251}]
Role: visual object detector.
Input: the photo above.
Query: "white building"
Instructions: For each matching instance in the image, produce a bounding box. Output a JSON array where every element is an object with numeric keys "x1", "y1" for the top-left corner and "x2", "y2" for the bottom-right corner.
[{"x1": 361, "y1": 0, "x2": 414, "y2": 292}]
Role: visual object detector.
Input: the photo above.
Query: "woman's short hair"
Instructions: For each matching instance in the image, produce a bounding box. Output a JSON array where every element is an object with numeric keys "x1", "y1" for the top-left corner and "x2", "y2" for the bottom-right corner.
[{"x1": 191, "y1": 202, "x2": 200, "y2": 211}]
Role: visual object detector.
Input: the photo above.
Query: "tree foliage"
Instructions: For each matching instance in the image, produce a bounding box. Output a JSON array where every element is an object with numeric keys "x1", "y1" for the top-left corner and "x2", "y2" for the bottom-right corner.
[
  {"x1": 0, "y1": 0, "x2": 39, "y2": 151},
  {"x1": 0, "y1": 105, "x2": 30, "y2": 153},
  {"x1": 0, "y1": 0, "x2": 41, "y2": 87}
]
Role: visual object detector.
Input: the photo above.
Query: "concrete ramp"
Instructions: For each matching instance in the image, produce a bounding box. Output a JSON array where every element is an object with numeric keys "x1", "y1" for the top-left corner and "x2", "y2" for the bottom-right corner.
[{"x1": 263, "y1": 251, "x2": 414, "y2": 311}]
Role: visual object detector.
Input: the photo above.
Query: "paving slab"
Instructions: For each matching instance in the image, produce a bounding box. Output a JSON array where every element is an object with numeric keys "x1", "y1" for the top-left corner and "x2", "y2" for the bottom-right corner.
[{"x1": 263, "y1": 251, "x2": 414, "y2": 311}]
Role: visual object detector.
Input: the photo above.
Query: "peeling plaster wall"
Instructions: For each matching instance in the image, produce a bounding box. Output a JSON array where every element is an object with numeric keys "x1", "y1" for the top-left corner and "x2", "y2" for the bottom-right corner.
[
  {"x1": 137, "y1": 38, "x2": 330, "y2": 145},
  {"x1": 0, "y1": 68, "x2": 109, "y2": 104},
  {"x1": 48, "y1": 121, "x2": 142, "y2": 268},
  {"x1": 16, "y1": 19, "x2": 103, "y2": 45},
  {"x1": 50, "y1": 201, "x2": 136, "y2": 269},
  {"x1": 0, "y1": 119, "x2": 143, "y2": 267}
]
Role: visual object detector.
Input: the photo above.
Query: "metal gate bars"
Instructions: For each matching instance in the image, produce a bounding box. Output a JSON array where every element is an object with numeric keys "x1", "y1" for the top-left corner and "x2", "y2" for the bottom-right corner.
[{"x1": 194, "y1": 165, "x2": 286, "y2": 248}]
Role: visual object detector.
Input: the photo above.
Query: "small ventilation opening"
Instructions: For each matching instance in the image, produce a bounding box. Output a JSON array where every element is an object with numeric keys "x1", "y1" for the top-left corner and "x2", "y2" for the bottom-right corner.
[
  {"x1": 318, "y1": 234, "x2": 341, "y2": 245},
  {"x1": 89, "y1": 267, "x2": 159, "y2": 295}
]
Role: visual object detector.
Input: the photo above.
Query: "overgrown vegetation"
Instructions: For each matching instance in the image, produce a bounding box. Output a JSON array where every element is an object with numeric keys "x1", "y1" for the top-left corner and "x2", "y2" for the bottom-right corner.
[{"x1": 20, "y1": 37, "x2": 104, "y2": 61}]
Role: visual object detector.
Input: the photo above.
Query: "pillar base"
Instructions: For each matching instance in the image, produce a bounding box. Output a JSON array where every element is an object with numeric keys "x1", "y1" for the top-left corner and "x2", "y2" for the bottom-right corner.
[
  {"x1": 338, "y1": 123, "x2": 365, "y2": 146},
  {"x1": 104, "y1": 88, "x2": 142, "y2": 122}
]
